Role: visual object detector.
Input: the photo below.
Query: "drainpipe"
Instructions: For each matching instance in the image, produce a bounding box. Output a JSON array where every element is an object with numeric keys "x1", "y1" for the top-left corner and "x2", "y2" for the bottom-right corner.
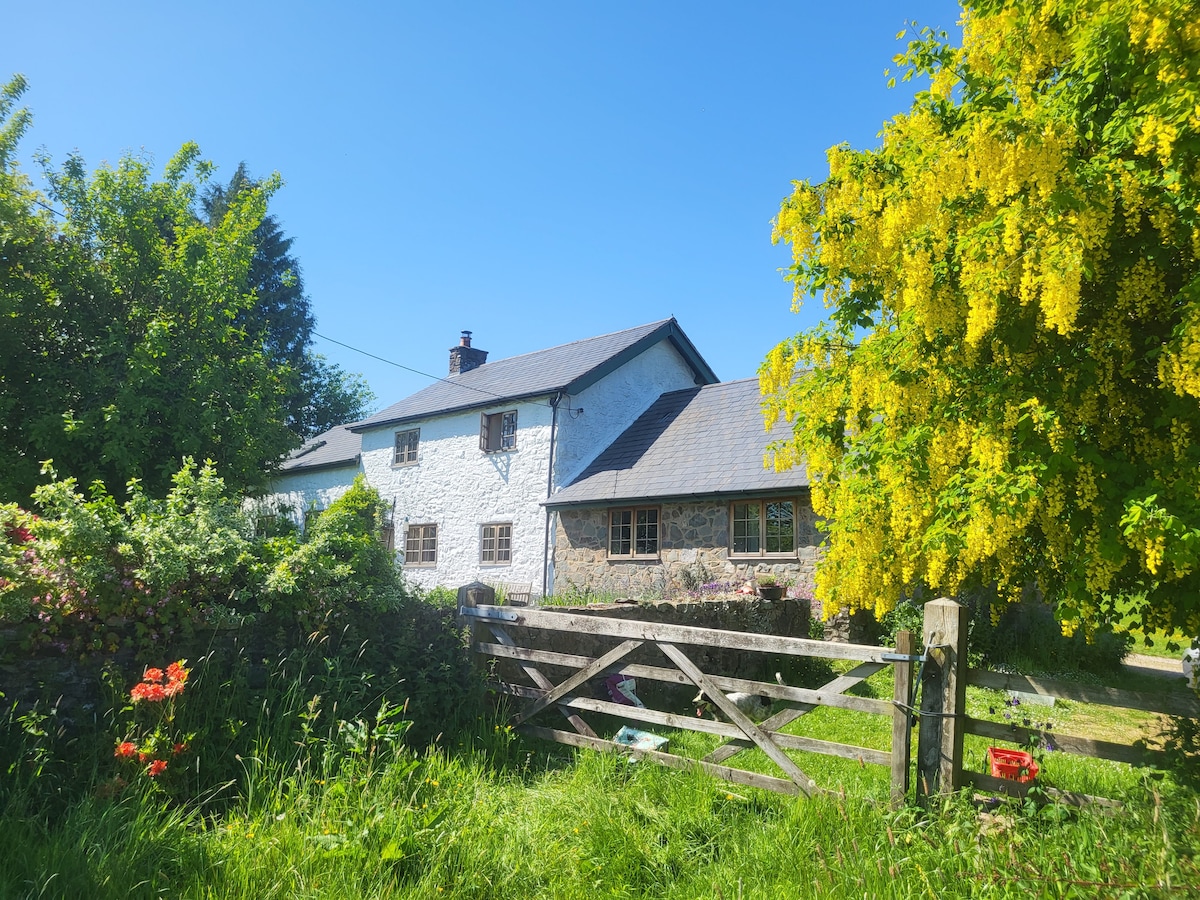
[{"x1": 542, "y1": 391, "x2": 563, "y2": 599}]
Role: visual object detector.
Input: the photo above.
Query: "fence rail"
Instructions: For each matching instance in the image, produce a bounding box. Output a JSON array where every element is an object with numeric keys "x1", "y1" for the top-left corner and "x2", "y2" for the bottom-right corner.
[
  {"x1": 461, "y1": 593, "x2": 1197, "y2": 808},
  {"x1": 460, "y1": 593, "x2": 915, "y2": 802}
]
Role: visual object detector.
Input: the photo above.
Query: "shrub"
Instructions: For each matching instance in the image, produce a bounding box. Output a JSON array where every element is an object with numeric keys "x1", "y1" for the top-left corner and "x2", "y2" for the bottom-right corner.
[{"x1": 970, "y1": 598, "x2": 1130, "y2": 675}]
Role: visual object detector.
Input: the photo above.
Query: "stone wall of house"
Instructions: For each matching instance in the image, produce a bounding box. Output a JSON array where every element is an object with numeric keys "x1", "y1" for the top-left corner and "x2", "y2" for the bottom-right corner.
[{"x1": 551, "y1": 496, "x2": 822, "y2": 599}]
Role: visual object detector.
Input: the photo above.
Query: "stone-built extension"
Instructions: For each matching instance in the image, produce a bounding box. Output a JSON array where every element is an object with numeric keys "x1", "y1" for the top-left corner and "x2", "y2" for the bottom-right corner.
[{"x1": 546, "y1": 378, "x2": 820, "y2": 598}]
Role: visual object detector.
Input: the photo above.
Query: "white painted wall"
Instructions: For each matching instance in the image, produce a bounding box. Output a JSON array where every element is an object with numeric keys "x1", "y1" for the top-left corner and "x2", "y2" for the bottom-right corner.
[
  {"x1": 261, "y1": 463, "x2": 363, "y2": 528},
  {"x1": 359, "y1": 398, "x2": 556, "y2": 594},
  {"x1": 263, "y1": 337, "x2": 707, "y2": 597},
  {"x1": 552, "y1": 340, "x2": 701, "y2": 488}
]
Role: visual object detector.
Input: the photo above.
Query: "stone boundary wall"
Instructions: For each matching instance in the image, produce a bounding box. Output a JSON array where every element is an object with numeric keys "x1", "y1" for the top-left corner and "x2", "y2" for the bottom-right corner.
[{"x1": 552, "y1": 497, "x2": 823, "y2": 598}]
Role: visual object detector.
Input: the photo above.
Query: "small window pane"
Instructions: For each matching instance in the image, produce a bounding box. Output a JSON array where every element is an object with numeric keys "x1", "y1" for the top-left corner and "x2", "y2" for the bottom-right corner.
[
  {"x1": 764, "y1": 501, "x2": 795, "y2": 553},
  {"x1": 635, "y1": 508, "x2": 658, "y2": 555},
  {"x1": 500, "y1": 411, "x2": 517, "y2": 450},
  {"x1": 394, "y1": 429, "x2": 419, "y2": 465},
  {"x1": 482, "y1": 410, "x2": 518, "y2": 452},
  {"x1": 732, "y1": 503, "x2": 760, "y2": 554},
  {"x1": 481, "y1": 523, "x2": 512, "y2": 564},
  {"x1": 405, "y1": 524, "x2": 437, "y2": 566},
  {"x1": 609, "y1": 509, "x2": 632, "y2": 556}
]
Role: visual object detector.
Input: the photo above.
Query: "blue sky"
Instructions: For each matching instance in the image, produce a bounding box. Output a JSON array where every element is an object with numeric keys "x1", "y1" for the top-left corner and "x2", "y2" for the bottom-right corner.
[{"x1": 6, "y1": 1, "x2": 963, "y2": 407}]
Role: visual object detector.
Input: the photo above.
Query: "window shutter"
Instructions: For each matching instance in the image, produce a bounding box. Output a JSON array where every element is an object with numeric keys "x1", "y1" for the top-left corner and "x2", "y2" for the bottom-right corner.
[{"x1": 480, "y1": 413, "x2": 490, "y2": 451}]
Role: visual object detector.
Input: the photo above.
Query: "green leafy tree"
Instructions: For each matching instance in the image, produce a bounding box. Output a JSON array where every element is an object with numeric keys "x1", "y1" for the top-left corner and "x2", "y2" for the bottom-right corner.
[
  {"x1": 762, "y1": 0, "x2": 1200, "y2": 636},
  {"x1": 0, "y1": 77, "x2": 311, "y2": 499},
  {"x1": 202, "y1": 165, "x2": 376, "y2": 438},
  {"x1": 0, "y1": 75, "x2": 67, "y2": 500}
]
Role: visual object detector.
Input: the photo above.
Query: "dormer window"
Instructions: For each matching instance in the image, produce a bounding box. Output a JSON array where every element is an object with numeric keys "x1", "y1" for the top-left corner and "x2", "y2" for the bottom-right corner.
[{"x1": 480, "y1": 410, "x2": 517, "y2": 452}]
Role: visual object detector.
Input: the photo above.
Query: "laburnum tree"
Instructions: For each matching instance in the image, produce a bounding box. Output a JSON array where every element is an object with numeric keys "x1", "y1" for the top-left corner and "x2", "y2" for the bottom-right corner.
[{"x1": 761, "y1": 0, "x2": 1200, "y2": 636}]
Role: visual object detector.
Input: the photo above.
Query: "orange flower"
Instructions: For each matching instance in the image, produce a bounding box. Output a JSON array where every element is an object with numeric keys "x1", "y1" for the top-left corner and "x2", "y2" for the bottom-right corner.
[
  {"x1": 172, "y1": 742, "x2": 187, "y2": 755},
  {"x1": 131, "y1": 682, "x2": 167, "y2": 703},
  {"x1": 143, "y1": 667, "x2": 165, "y2": 684},
  {"x1": 115, "y1": 741, "x2": 138, "y2": 758},
  {"x1": 166, "y1": 661, "x2": 188, "y2": 684},
  {"x1": 147, "y1": 759, "x2": 167, "y2": 777}
]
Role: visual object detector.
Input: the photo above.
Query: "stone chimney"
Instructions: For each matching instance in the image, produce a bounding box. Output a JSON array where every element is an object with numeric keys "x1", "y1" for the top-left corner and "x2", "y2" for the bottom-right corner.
[{"x1": 449, "y1": 330, "x2": 488, "y2": 375}]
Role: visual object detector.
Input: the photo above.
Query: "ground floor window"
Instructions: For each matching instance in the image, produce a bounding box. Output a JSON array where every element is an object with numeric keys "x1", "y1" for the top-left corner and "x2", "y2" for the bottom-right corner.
[
  {"x1": 608, "y1": 507, "x2": 659, "y2": 558},
  {"x1": 480, "y1": 522, "x2": 512, "y2": 565},
  {"x1": 731, "y1": 499, "x2": 795, "y2": 556},
  {"x1": 404, "y1": 523, "x2": 438, "y2": 566}
]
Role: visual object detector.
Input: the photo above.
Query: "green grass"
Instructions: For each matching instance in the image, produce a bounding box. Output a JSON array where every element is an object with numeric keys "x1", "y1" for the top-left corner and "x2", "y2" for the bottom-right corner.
[
  {"x1": 3, "y1": 681, "x2": 1198, "y2": 899},
  {"x1": 3, "y1": 735, "x2": 1197, "y2": 899},
  {"x1": 1, "y1": 644, "x2": 1197, "y2": 899}
]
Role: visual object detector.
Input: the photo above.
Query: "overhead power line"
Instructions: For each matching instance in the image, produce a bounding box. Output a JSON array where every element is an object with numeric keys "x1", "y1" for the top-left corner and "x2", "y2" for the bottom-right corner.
[{"x1": 312, "y1": 330, "x2": 509, "y2": 400}]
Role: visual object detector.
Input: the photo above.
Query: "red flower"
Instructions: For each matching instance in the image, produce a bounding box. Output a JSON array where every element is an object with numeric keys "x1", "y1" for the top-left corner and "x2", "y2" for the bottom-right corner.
[
  {"x1": 172, "y1": 742, "x2": 187, "y2": 755},
  {"x1": 147, "y1": 759, "x2": 167, "y2": 777},
  {"x1": 143, "y1": 667, "x2": 165, "y2": 684},
  {"x1": 115, "y1": 741, "x2": 138, "y2": 758}
]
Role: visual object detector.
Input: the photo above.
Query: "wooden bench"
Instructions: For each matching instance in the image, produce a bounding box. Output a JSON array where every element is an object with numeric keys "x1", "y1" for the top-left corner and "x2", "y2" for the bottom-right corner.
[{"x1": 487, "y1": 581, "x2": 533, "y2": 606}]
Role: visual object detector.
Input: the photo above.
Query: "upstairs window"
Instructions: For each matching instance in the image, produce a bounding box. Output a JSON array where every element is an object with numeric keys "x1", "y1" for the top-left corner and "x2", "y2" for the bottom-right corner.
[
  {"x1": 608, "y1": 507, "x2": 659, "y2": 558},
  {"x1": 731, "y1": 499, "x2": 796, "y2": 556},
  {"x1": 480, "y1": 410, "x2": 517, "y2": 452},
  {"x1": 393, "y1": 429, "x2": 420, "y2": 466},
  {"x1": 480, "y1": 523, "x2": 512, "y2": 565},
  {"x1": 404, "y1": 523, "x2": 437, "y2": 567}
]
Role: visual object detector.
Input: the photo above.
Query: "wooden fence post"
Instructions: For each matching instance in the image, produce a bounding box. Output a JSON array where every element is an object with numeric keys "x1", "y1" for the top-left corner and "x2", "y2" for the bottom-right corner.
[
  {"x1": 890, "y1": 629, "x2": 915, "y2": 808},
  {"x1": 457, "y1": 581, "x2": 494, "y2": 677},
  {"x1": 916, "y1": 598, "x2": 967, "y2": 803}
]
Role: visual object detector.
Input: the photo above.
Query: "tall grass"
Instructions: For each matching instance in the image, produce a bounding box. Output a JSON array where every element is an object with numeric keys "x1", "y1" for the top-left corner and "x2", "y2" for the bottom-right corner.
[
  {"x1": 2, "y1": 703, "x2": 1198, "y2": 899},
  {"x1": 1, "y1": 621, "x2": 1197, "y2": 899}
]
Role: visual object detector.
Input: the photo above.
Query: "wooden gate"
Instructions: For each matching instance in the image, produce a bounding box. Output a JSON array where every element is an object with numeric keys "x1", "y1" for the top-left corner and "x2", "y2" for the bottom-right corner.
[{"x1": 459, "y1": 594, "x2": 919, "y2": 802}]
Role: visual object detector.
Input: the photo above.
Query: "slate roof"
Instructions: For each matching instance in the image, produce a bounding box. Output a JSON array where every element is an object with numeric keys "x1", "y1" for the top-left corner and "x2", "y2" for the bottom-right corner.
[
  {"x1": 280, "y1": 424, "x2": 362, "y2": 472},
  {"x1": 352, "y1": 318, "x2": 717, "y2": 432},
  {"x1": 545, "y1": 378, "x2": 807, "y2": 507}
]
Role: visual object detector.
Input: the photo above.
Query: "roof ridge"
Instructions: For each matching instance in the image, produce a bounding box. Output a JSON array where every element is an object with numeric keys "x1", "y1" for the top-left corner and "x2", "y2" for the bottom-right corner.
[{"x1": 444, "y1": 317, "x2": 674, "y2": 375}]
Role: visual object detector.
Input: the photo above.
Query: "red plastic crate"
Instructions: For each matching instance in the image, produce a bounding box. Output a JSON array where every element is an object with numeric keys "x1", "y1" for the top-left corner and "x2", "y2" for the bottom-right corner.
[{"x1": 988, "y1": 747, "x2": 1039, "y2": 783}]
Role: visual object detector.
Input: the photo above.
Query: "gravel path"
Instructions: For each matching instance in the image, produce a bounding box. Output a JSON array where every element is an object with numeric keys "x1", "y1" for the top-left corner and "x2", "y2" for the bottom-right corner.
[{"x1": 1123, "y1": 652, "x2": 1185, "y2": 679}]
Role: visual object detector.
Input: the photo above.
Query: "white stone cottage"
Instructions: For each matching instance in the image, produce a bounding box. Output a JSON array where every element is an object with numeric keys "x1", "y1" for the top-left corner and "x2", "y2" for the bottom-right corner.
[
  {"x1": 544, "y1": 377, "x2": 817, "y2": 597},
  {"x1": 267, "y1": 319, "x2": 718, "y2": 596}
]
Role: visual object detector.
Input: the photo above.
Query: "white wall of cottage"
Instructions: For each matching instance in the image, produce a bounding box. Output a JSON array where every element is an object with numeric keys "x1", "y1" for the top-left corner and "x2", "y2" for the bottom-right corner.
[
  {"x1": 551, "y1": 340, "x2": 701, "y2": 489},
  {"x1": 260, "y1": 463, "x2": 362, "y2": 527},
  {"x1": 359, "y1": 398, "x2": 554, "y2": 594},
  {"x1": 267, "y1": 337, "x2": 704, "y2": 597}
]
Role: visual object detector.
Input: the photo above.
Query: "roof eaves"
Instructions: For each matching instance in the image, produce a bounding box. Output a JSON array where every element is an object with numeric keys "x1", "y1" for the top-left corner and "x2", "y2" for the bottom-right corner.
[
  {"x1": 350, "y1": 390, "x2": 556, "y2": 432},
  {"x1": 281, "y1": 453, "x2": 362, "y2": 475},
  {"x1": 542, "y1": 484, "x2": 810, "y2": 509},
  {"x1": 562, "y1": 319, "x2": 719, "y2": 396}
]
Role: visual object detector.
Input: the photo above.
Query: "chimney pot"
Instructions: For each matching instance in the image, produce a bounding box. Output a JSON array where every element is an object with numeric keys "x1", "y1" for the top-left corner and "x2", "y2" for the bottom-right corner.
[{"x1": 449, "y1": 330, "x2": 487, "y2": 375}]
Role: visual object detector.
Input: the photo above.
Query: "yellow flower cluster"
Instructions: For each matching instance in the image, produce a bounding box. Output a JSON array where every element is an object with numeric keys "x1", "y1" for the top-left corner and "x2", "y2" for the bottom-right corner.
[{"x1": 762, "y1": 0, "x2": 1200, "y2": 626}]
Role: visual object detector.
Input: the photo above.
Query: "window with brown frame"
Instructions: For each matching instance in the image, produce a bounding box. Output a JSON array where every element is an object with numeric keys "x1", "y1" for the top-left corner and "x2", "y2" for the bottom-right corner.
[
  {"x1": 480, "y1": 523, "x2": 512, "y2": 565},
  {"x1": 480, "y1": 410, "x2": 517, "y2": 452},
  {"x1": 403, "y1": 523, "x2": 437, "y2": 567},
  {"x1": 608, "y1": 507, "x2": 659, "y2": 558},
  {"x1": 393, "y1": 429, "x2": 419, "y2": 466},
  {"x1": 730, "y1": 499, "x2": 796, "y2": 556}
]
